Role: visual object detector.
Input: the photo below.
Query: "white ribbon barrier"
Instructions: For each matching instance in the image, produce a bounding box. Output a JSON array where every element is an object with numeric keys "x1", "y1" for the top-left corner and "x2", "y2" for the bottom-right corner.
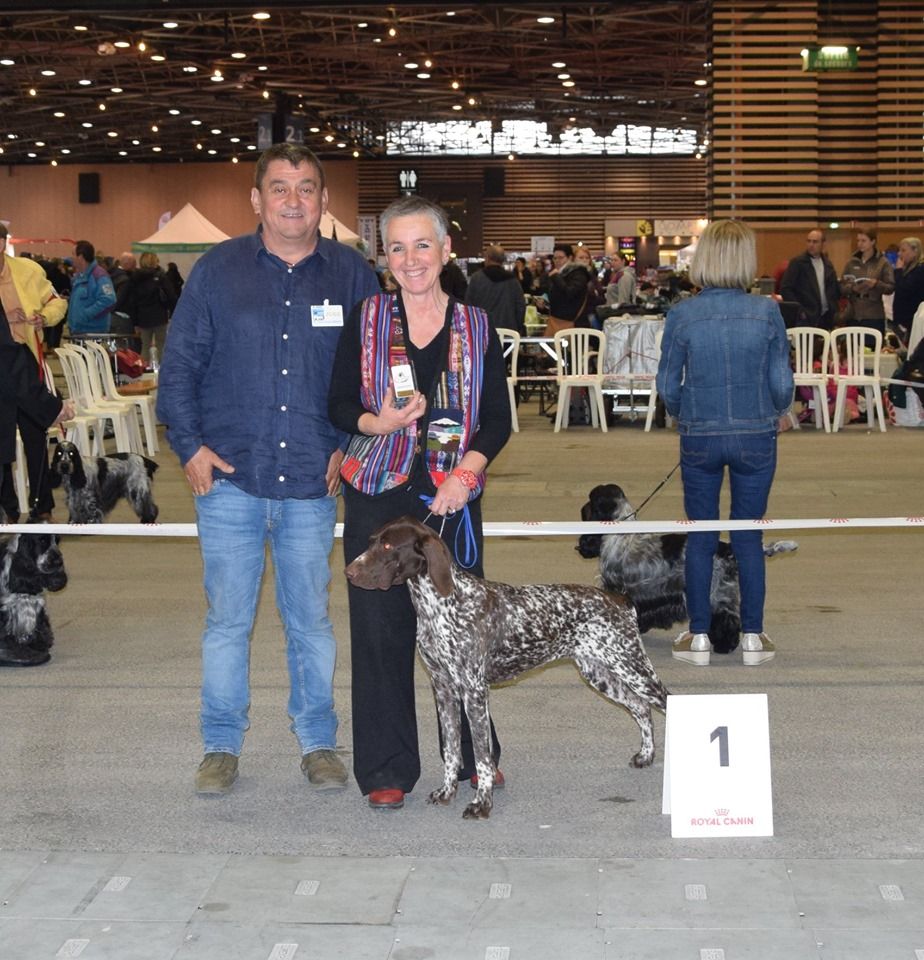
[{"x1": 2, "y1": 516, "x2": 923, "y2": 539}]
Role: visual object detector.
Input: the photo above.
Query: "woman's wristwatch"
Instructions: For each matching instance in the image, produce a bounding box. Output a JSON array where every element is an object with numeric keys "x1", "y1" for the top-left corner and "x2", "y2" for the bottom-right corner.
[{"x1": 451, "y1": 467, "x2": 479, "y2": 490}]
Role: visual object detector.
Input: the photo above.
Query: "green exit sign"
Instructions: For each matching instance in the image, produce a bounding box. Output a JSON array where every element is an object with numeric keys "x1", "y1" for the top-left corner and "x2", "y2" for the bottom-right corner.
[{"x1": 801, "y1": 46, "x2": 859, "y2": 71}]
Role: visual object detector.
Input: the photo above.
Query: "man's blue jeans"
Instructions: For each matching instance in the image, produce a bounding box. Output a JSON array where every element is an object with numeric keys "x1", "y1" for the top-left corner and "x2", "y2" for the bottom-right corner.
[
  {"x1": 680, "y1": 432, "x2": 778, "y2": 635},
  {"x1": 194, "y1": 479, "x2": 339, "y2": 756}
]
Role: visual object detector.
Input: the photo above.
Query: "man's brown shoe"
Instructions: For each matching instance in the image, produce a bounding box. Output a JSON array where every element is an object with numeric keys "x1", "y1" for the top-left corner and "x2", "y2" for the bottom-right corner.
[
  {"x1": 301, "y1": 749, "x2": 348, "y2": 790},
  {"x1": 195, "y1": 752, "x2": 238, "y2": 795}
]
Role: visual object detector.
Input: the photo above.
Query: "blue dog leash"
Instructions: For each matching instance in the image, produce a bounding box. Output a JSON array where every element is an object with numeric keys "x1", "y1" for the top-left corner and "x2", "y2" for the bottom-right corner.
[{"x1": 418, "y1": 493, "x2": 478, "y2": 569}]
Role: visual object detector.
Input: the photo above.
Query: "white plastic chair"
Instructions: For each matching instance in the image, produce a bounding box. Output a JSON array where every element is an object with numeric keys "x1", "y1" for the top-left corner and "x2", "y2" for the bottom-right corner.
[
  {"x1": 831, "y1": 327, "x2": 887, "y2": 432},
  {"x1": 553, "y1": 328, "x2": 608, "y2": 433},
  {"x1": 56, "y1": 345, "x2": 142, "y2": 453},
  {"x1": 495, "y1": 327, "x2": 520, "y2": 433},
  {"x1": 84, "y1": 340, "x2": 159, "y2": 456},
  {"x1": 787, "y1": 326, "x2": 831, "y2": 432}
]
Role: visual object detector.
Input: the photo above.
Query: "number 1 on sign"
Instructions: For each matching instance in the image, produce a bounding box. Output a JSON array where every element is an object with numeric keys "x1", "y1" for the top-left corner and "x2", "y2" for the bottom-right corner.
[{"x1": 710, "y1": 725, "x2": 729, "y2": 766}]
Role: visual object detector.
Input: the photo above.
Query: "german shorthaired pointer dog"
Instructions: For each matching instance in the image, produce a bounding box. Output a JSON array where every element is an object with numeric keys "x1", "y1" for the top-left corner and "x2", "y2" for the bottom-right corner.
[
  {"x1": 345, "y1": 515, "x2": 669, "y2": 820},
  {"x1": 49, "y1": 441, "x2": 159, "y2": 524},
  {"x1": 577, "y1": 483, "x2": 796, "y2": 655}
]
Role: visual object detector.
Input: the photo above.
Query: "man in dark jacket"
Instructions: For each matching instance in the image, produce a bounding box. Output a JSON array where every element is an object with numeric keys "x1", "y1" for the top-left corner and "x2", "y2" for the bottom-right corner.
[
  {"x1": 464, "y1": 245, "x2": 526, "y2": 334},
  {"x1": 780, "y1": 229, "x2": 840, "y2": 329},
  {"x1": 547, "y1": 242, "x2": 592, "y2": 325},
  {"x1": 0, "y1": 304, "x2": 73, "y2": 521}
]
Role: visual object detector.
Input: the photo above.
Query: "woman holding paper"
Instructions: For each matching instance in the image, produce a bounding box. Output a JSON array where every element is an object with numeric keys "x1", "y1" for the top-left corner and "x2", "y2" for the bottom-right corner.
[{"x1": 328, "y1": 195, "x2": 511, "y2": 810}]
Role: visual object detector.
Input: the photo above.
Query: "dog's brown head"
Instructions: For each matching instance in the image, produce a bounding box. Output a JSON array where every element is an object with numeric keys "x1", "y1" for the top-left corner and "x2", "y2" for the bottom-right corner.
[
  {"x1": 576, "y1": 483, "x2": 634, "y2": 558},
  {"x1": 345, "y1": 516, "x2": 455, "y2": 597}
]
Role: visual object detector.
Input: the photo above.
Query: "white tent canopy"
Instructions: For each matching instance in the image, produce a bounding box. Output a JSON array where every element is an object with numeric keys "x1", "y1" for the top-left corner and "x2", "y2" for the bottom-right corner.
[
  {"x1": 132, "y1": 202, "x2": 230, "y2": 280},
  {"x1": 320, "y1": 211, "x2": 359, "y2": 244}
]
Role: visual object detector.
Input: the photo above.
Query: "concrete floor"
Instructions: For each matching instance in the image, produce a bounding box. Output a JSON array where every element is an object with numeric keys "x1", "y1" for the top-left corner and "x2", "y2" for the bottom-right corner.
[{"x1": 1, "y1": 396, "x2": 923, "y2": 959}]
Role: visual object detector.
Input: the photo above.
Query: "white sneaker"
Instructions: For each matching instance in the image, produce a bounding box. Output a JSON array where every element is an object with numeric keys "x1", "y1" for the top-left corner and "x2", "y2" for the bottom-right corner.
[
  {"x1": 741, "y1": 632, "x2": 775, "y2": 665},
  {"x1": 672, "y1": 631, "x2": 711, "y2": 666}
]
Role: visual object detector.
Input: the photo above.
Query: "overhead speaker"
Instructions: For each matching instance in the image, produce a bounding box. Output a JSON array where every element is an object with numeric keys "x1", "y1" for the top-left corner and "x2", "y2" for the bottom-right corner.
[
  {"x1": 483, "y1": 167, "x2": 505, "y2": 197},
  {"x1": 78, "y1": 172, "x2": 100, "y2": 204}
]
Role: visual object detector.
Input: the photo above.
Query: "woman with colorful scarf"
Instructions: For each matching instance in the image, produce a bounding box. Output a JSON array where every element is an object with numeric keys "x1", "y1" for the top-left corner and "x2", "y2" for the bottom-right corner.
[{"x1": 329, "y1": 196, "x2": 511, "y2": 811}]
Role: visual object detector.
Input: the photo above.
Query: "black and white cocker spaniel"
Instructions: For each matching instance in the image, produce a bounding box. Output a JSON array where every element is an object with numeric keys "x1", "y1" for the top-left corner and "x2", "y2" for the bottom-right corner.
[
  {"x1": 577, "y1": 483, "x2": 796, "y2": 655},
  {"x1": 49, "y1": 441, "x2": 159, "y2": 524},
  {"x1": 0, "y1": 527, "x2": 67, "y2": 666}
]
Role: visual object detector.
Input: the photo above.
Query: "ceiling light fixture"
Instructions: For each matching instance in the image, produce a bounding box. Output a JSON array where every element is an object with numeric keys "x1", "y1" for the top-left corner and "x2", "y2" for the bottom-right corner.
[
  {"x1": 110, "y1": 86, "x2": 123, "y2": 93},
  {"x1": 324, "y1": 134, "x2": 334, "y2": 142},
  {"x1": 231, "y1": 156, "x2": 239, "y2": 163},
  {"x1": 562, "y1": 80, "x2": 575, "y2": 88},
  {"x1": 247, "y1": 144, "x2": 257, "y2": 151},
  {"x1": 41, "y1": 69, "x2": 56, "y2": 77},
  {"x1": 107, "y1": 131, "x2": 118, "y2": 137},
  {"x1": 78, "y1": 79, "x2": 92, "y2": 85},
  {"x1": 404, "y1": 62, "x2": 418, "y2": 69},
  {"x1": 98, "y1": 103, "x2": 106, "y2": 111},
  {"x1": 358, "y1": 22, "x2": 368, "y2": 28},
  {"x1": 537, "y1": 16, "x2": 555, "y2": 24},
  {"x1": 163, "y1": 21, "x2": 179, "y2": 29},
  {"x1": 51, "y1": 159, "x2": 58, "y2": 166},
  {"x1": 132, "y1": 139, "x2": 140, "y2": 145},
  {"x1": 388, "y1": 27, "x2": 397, "y2": 37},
  {"x1": 137, "y1": 41, "x2": 146, "y2": 52},
  {"x1": 152, "y1": 145, "x2": 162, "y2": 152},
  {"x1": 81, "y1": 121, "x2": 93, "y2": 128},
  {"x1": 118, "y1": 150, "x2": 127, "y2": 156},
  {"x1": 191, "y1": 119, "x2": 202, "y2": 126},
  {"x1": 74, "y1": 24, "x2": 88, "y2": 32},
  {"x1": 210, "y1": 128, "x2": 221, "y2": 135},
  {"x1": 151, "y1": 124, "x2": 159, "y2": 132},
  {"x1": 0, "y1": 59, "x2": 15, "y2": 66},
  {"x1": 452, "y1": 104, "x2": 462, "y2": 111},
  {"x1": 231, "y1": 51, "x2": 247, "y2": 59},
  {"x1": 257, "y1": 65, "x2": 268, "y2": 71},
  {"x1": 182, "y1": 66, "x2": 197, "y2": 73},
  {"x1": 230, "y1": 136, "x2": 241, "y2": 143},
  {"x1": 557, "y1": 73, "x2": 570, "y2": 80},
  {"x1": 114, "y1": 41, "x2": 130, "y2": 49},
  {"x1": 151, "y1": 54, "x2": 165, "y2": 62},
  {"x1": 53, "y1": 111, "x2": 65, "y2": 118},
  {"x1": 552, "y1": 61, "x2": 566, "y2": 68},
  {"x1": 28, "y1": 88, "x2": 36, "y2": 96},
  {"x1": 168, "y1": 108, "x2": 180, "y2": 116},
  {"x1": 694, "y1": 78, "x2": 707, "y2": 86},
  {"x1": 61, "y1": 148, "x2": 70, "y2": 154},
  {"x1": 211, "y1": 70, "x2": 224, "y2": 82},
  {"x1": 252, "y1": 11, "x2": 271, "y2": 21},
  {"x1": 417, "y1": 73, "x2": 430, "y2": 79},
  {"x1": 35, "y1": 140, "x2": 45, "y2": 146},
  {"x1": 208, "y1": 148, "x2": 217, "y2": 155}
]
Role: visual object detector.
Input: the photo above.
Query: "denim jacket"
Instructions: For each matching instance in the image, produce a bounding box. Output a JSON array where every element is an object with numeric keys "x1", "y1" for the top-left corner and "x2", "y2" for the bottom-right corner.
[{"x1": 656, "y1": 288, "x2": 794, "y2": 435}]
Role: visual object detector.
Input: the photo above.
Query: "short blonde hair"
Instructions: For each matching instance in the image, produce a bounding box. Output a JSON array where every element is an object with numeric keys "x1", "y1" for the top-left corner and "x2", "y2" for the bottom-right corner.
[
  {"x1": 139, "y1": 252, "x2": 159, "y2": 270},
  {"x1": 899, "y1": 237, "x2": 922, "y2": 271},
  {"x1": 690, "y1": 219, "x2": 756, "y2": 291}
]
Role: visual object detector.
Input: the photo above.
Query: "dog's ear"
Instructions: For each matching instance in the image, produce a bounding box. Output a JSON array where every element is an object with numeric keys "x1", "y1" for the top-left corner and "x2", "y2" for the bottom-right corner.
[
  {"x1": 419, "y1": 528, "x2": 454, "y2": 598},
  {"x1": 70, "y1": 451, "x2": 87, "y2": 489}
]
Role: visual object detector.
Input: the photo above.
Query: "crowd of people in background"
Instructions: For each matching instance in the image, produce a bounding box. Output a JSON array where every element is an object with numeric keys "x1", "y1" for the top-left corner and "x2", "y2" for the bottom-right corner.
[{"x1": 3, "y1": 241, "x2": 183, "y2": 363}]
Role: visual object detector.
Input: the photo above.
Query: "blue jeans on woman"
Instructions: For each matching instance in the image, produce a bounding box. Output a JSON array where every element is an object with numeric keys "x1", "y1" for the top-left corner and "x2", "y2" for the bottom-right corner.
[
  {"x1": 194, "y1": 479, "x2": 339, "y2": 756},
  {"x1": 680, "y1": 432, "x2": 778, "y2": 636}
]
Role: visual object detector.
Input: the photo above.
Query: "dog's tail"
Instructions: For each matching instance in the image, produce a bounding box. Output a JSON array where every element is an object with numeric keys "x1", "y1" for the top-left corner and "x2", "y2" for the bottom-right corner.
[{"x1": 764, "y1": 539, "x2": 798, "y2": 557}]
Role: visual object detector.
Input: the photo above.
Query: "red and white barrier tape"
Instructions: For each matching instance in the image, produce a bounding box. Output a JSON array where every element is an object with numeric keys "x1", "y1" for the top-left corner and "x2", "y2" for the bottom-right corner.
[{"x1": 2, "y1": 516, "x2": 923, "y2": 538}]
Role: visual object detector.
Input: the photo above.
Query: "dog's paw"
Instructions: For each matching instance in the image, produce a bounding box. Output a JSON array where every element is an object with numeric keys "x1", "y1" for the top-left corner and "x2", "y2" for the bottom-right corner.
[
  {"x1": 462, "y1": 797, "x2": 493, "y2": 820},
  {"x1": 630, "y1": 751, "x2": 655, "y2": 768},
  {"x1": 427, "y1": 785, "x2": 457, "y2": 806}
]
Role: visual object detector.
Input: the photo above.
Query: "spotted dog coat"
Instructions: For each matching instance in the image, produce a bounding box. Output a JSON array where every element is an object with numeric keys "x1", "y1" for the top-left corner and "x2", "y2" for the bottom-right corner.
[
  {"x1": 577, "y1": 483, "x2": 796, "y2": 654},
  {"x1": 345, "y1": 515, "x2": 669, "y2": 820},
  {"x1": 49, "y1": 441, "x2": 159, "y2": 524},
  {"x1": 0, "y1": 530, "x2": 68, "y2": 666}
]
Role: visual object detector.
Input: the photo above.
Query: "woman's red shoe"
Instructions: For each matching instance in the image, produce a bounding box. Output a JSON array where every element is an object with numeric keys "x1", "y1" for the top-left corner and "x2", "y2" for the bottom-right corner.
[{"x1": 368, "y1": 788, "x2": 405, "y2": 809}]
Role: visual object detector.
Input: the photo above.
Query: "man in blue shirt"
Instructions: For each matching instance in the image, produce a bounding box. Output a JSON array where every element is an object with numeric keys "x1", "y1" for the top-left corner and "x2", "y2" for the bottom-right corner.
[
  {"x1": 66, "y1": 240, "x2": 116, "y2": 335},
  {"x1": 157, "y1": 144, "x2": 380, "y2": 795}
]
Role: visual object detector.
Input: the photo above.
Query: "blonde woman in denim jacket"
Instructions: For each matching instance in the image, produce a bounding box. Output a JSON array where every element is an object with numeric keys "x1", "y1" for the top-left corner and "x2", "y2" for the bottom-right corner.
[{"x1": 656, "y1": 220, "x2": 794, "y2": 667}]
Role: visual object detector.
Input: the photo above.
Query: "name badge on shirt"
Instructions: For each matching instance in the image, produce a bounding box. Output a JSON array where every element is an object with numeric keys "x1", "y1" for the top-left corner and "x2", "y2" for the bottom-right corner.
[{"x1": 310, "y1": 299, "x2": 344, "y2": 327}]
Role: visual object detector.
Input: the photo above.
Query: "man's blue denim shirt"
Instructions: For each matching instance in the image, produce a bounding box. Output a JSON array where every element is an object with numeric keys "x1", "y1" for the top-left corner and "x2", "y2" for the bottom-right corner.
[{"x1": 156, "y1": 230, "x2": 380, "y2": 499}]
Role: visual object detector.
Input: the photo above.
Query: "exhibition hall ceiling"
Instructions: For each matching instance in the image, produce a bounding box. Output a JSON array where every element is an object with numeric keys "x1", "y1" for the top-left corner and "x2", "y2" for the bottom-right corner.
[{"x1": 0, "y1": 1, "x2": 710, "y2": 165}]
